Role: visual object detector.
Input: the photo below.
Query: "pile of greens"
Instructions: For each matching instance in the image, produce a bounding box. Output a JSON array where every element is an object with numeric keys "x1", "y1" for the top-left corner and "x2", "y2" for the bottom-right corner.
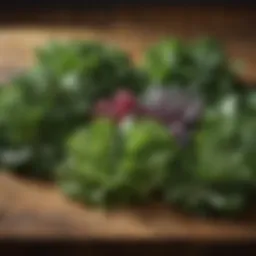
[
  {"x1": 0, "y1": 41, "x2": 144, "y2": 178},
  {"x1": 0, "y1": 37, "x2": 255, "y2": 217}
]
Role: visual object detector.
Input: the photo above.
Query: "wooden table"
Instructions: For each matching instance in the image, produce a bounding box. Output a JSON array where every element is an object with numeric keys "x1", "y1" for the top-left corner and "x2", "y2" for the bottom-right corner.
[
  {"x1": 0, "y1": 5, "x2": 255, "y2": 254},
  {"x1": 1, "y1": 6, "x2": 256, "y2": 81}
]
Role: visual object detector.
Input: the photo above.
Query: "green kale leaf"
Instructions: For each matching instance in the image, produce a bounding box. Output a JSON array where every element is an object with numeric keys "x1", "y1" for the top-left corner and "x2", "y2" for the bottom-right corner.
[
  {"x1": 143, "y1": 37, "x2": 246, "y2": 105},
  {"x1": 0, "y1": 40, "x2": 145, "y2": 178},
  {"x1": 164, "y1": 94, "x2": 256, "y2": 217},
  {"x1": 57, "y1": 118, "x2": 177, "y2": 206}
]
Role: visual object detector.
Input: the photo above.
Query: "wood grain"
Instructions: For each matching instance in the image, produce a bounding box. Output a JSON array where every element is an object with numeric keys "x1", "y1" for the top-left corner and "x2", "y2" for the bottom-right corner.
[
  {"x1": 0, "y1": 173, "x2": 255, "y2": 240},
  {"x1": 0, "y1": 6, "x2": 255, "y2": 241},
  {"x1": 1, "y1": 6, "x2": 256, "y2": 81}
]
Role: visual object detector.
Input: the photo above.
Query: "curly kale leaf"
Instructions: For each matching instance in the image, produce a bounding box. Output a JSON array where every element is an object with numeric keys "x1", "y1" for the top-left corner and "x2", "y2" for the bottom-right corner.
[
  {"x1": 0, "y1": 80, "x2": 65, "y2": 177},
  {"x1": 35, "y1": 40, "x2": 145, "y2": 104},
  {"x1": 164, "y1": 95, "x2": 256, "y2": 217},
  {"x1": 142, "y1": 38, "x2": 191, "y2": 86},
  {"x1": 0, "y1": 40, "x2": 145, "y2": 178},
  {"x1": 0, "y1": 84, "x2": 45, "y2": 169},
  {"x1": 188, "y1": 38, "x2": 248, "y2": 103},
  {"x1": 143, "y1": 37, "x2": 246, "y2": 105},
  {"x1": 57, "y1": 118, "x2": 177, "y2": 206}
]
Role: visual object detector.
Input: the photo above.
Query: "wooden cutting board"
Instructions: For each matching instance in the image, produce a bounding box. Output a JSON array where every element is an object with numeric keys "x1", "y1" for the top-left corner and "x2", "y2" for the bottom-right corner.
[
  {"x1": 0, "y1": 172, "x2": 255, "y2": 240},
  {"x1": 0, "y1": 6, "x2": 255, "y2": 243}
]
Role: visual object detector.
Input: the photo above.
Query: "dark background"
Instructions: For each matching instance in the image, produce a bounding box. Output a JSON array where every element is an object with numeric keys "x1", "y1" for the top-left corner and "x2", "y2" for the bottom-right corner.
[
  {"x1": 0, "y1": 240, "x2": 256, "y2": 255},
  {"x1": 2, "y1": 1, "x2": 256, "y2": 9}
]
